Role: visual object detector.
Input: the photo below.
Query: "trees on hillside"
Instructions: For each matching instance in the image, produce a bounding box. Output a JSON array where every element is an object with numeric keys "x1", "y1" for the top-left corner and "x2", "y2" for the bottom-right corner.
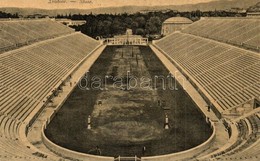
[
  {"x1": 62, "y1": 10, "x2": 245, "y2": 38},
  {"x1": 0, "y1": 11, "x2": 19, "y2": 18},
  {"x1": 145, "y1": 16, "x2": 161, "y2": 34}
]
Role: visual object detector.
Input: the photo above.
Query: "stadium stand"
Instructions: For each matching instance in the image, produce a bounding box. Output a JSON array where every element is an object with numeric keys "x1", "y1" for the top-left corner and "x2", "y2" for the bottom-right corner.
[
  {"x1": 0, "y1": 19, "x2": 74, "y2": 53},
  {"x1": 0, "y1": 114, "x2": 49, "y2": 160},
  {"x1": 153, "y1": 17, "x2": 260, "y2": 160},
  {"x1": 0, "y1": 19, "x2": 101, "y2": 160},
  {"x1": 0, "y1": 32, "x2": 100, "y2": 121},
  {"x1": 207, "y1": 112, "x2": 260, "y2": 160},
  {"x1": 154, "y1": 32, "x2": 260, "y2": 115},
  {"x1": 182, "y1": 18, "x2": 260, "y2": 52}
]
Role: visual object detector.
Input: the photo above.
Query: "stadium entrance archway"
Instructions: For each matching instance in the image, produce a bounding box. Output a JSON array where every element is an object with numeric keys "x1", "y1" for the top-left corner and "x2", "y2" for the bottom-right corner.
[
  {"x1": 105, "y1": 37, "x2": 148, "y2": 46},
  {"x1": 254, "y1": 99, "x2": 260, "y2": 109}
]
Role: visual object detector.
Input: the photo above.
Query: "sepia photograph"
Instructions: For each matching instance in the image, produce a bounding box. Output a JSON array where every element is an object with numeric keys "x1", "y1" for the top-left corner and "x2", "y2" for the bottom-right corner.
[{"x1": 0, "y1": 0, "x2": 259, "y2": 161}]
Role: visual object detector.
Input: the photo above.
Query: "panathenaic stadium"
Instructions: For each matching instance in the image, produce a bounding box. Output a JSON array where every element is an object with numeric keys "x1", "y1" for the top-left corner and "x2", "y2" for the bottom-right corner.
[{"x1": 0, "y1": 17, "x2": 259, "y2": 161}]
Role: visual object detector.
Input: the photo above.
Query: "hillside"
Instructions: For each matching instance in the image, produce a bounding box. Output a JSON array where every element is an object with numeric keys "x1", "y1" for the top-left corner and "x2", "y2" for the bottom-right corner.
[{"x1": 0, "y1": 0, "x2": 259, "y2": 16}]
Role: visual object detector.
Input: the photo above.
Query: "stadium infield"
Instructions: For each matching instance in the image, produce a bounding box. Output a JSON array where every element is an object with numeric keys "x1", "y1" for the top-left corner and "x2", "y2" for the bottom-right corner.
[{"x1": 45, "y1": 46, "x2": 212, "y2": 157}]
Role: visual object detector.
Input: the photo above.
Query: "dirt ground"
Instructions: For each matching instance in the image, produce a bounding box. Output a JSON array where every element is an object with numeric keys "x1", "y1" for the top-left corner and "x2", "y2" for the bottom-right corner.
[{"x1": 45, "y1": 46, "x2": 212, "y2": 157}]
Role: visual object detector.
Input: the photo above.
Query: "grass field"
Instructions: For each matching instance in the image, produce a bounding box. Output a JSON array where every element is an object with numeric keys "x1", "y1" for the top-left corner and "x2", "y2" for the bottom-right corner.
[{"x1": 45, "y1": 46, "x2": 212, "y2": 157}]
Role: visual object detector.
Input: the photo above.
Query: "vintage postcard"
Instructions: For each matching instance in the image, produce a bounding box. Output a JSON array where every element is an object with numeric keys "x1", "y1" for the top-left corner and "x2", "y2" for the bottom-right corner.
[{"x1": 0, "y1": 0, "x2": 259, "y2": 161}]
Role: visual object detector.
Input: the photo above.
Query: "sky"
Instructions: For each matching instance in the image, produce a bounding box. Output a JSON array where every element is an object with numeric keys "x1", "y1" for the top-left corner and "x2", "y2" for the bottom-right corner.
[{"x1": 0, "y1": 0, "x2": 219, "y2": 9}]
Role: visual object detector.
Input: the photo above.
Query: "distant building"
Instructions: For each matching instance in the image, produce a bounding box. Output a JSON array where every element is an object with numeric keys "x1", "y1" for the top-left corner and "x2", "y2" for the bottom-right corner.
[
  {"x1": 126, "y1": 29, "x2": 133, "y2": 35},
  {"x1": 54, "y1": 18, "x2": 86, "y2": 26},
  {"x1": 114, "y1": 29, "x2": 142, "y2": 39},
  {"x1": 226, "y1": 8, "x2": 246, "y2": 13},
  {"x1": 247, "y1": 2, "x2": 260, "y2": 17},
  {"x1": 161, "y1": 17, "x2": 193, "y2": 36},
  {"x1": 247, "y1": 12, "x2": 260, "y2": 17}
]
